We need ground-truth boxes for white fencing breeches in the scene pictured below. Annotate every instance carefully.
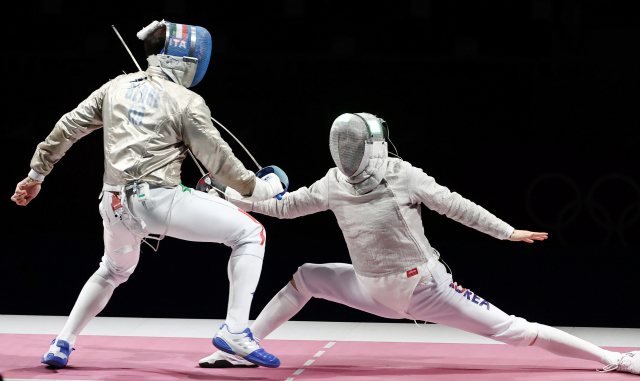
[97,186,266,287]
[58,186,266,345]
[287,262,536,346]
[251,261,618,365]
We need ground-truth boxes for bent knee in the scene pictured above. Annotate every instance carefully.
[234,220,266,248]
[292,264,311,297]
[292,263,326,297]
[293,262,354,299]
[97,262,135,288]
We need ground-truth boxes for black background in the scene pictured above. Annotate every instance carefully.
[2,1,639,328]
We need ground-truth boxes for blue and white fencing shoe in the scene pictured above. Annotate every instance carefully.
[212,324,280,368]
[41,339,74,368]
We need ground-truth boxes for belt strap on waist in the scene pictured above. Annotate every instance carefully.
[102,182,168,193]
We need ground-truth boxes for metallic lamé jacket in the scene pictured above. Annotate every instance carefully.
[29,66,256,195]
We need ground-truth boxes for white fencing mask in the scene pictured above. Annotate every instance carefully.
[329,113,388,178]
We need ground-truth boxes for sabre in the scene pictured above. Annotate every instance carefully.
[111,25,143,72]
[206,116,289,199]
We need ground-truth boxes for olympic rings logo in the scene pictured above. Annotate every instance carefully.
[525,173,640,246]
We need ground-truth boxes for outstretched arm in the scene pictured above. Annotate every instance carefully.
[223,172,331,219]
[11,82,110,206]
[409,165,545,241]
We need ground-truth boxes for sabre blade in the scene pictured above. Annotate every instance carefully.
[111,25,143,72]
[210,116,262,170]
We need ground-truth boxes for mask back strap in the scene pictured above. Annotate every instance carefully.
[189,25,197,57]
[163,21,171,53]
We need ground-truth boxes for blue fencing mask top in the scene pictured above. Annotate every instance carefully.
[137,20,212,88]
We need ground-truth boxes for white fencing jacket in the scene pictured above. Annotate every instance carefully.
[238,158,514,313]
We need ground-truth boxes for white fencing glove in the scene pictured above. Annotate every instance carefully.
[207,174,282,207]
[246,173,283,202]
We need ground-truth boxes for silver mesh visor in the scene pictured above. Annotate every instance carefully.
[330,113,382,177]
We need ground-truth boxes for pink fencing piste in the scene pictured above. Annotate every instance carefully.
[0,334,635,380]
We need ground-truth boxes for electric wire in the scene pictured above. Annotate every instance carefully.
[381,119,402,160]
[187,149,207,177]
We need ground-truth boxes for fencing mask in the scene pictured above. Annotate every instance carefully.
[138,20,212,88]
[329,113,388,178]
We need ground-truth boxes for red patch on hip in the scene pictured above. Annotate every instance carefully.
[407,268,418,278]
[111,194,122,211]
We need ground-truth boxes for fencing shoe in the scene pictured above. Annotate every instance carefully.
[199,350,258,368]
[212,324,280,368]
[600,351,640,374]
[41,339,74,368]
[599,351,640,374]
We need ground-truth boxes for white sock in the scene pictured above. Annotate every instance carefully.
[251,281,311,341]
[57,273,115,347]
[225,254,263,333]
[531,324,622,365]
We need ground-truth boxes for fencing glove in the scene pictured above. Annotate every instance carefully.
[208,174,283,202]
[247,173,283,202]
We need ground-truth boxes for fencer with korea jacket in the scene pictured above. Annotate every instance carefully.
[233,155,514,314]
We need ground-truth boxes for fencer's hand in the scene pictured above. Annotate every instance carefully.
[260,173,284,198]
[508,230,548,243]
[10,177,42,206]
[247,173,284,202]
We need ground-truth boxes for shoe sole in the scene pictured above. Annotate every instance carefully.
[41,354,67,368]
[199,360,258,368]
[213,337,279,368]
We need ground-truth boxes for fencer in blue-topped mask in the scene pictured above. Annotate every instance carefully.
[137,20,212,88]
